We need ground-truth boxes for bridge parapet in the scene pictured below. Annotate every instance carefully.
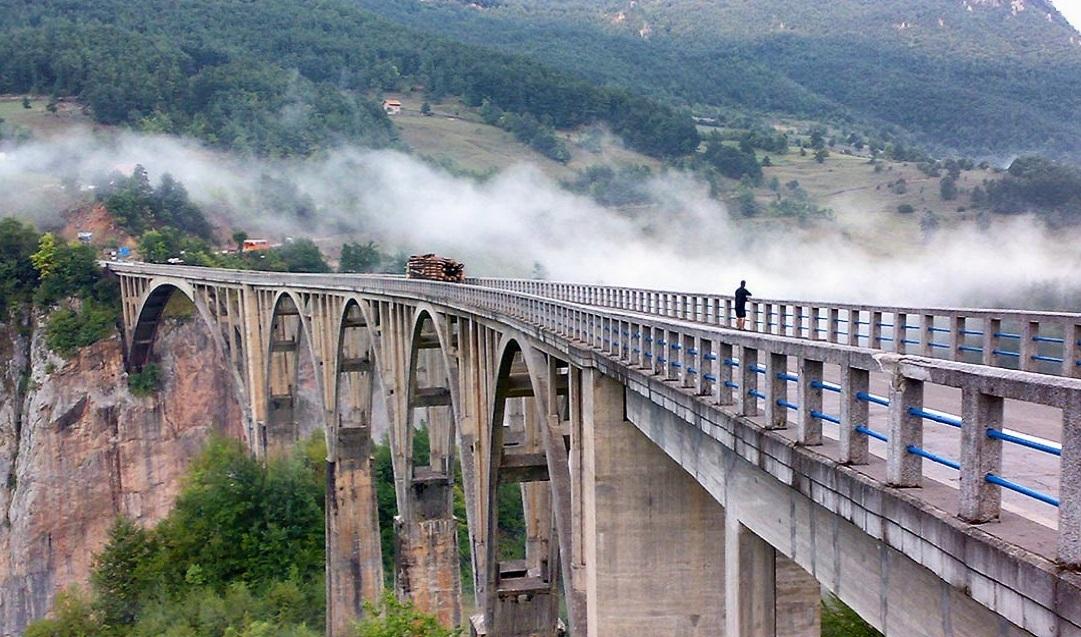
[470,277,1081,378]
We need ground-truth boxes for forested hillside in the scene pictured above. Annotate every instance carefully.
[0,0,697,157]
[357,0,1081,157]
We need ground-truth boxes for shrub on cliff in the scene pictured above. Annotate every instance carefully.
[23,435,333,637]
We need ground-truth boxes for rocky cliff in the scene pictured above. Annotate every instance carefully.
[0,311,243,636]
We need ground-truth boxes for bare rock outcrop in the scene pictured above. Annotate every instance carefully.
[0,314,242,636]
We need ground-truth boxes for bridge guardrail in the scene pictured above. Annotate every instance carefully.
[107,262,1081,566]
[468,278,1081,379]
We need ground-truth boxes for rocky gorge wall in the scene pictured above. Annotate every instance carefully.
[0,311,244,636]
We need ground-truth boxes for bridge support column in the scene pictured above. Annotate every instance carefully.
[726,513,822,637]
[395,515,461,626]
[581,370,724,637]
[326,426,383,637]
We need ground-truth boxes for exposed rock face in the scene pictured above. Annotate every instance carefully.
[0,312,243,636]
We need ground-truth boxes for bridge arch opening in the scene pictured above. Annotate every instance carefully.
[483,337,562,635]
[263,291,322,457]
[128,283,199,370]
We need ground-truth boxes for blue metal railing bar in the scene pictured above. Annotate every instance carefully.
[749,389,766,399]
[856,391,890,407]
[907,445,961,470]
[985,473,1059,507]
[987,429,1062,456]
[778,399,799,411]
[855,425,888,442]
[811,380,843,393]
[907,407,963,428]
[811,410,842,424]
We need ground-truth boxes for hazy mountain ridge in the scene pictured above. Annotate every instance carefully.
[363,0,1081,157]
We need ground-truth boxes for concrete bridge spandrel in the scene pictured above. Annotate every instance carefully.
[106,262,1081,637]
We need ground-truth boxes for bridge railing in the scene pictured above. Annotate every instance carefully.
[467,278,1081,378]
[393,277,1081,566]
[108,263,1081,565]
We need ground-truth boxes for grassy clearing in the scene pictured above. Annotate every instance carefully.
[0,96,92,137]
[387,94,660,181]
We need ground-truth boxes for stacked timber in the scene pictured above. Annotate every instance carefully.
[406,254,465,282]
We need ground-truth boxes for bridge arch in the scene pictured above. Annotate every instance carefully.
[262,290,325,456]
[482,334,562,636]
[129,279,223,369]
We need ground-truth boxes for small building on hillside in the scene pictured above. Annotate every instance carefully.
[382,99,402,115]
[242,239,270,253]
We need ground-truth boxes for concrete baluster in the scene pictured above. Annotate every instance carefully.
[895,313,909,354]
[794,305,805,338]
[959,387,1003,523]
[920,314,935,356]
[798,358,824,445]
[666,330,679,382]
[1065,321,1081,378]
[682,334,695,389]
[698,337,711,397]
[1020,320,1038,372]
[724,299,733,328]
[778,304,789,337]
[828,308,840,343]
[847,309,861,346]
[764,352,788,429]
[949,315,964,362]
[870,311,883,350]
[983,317,1001,367]
[809,307,821,341]
[741,346,759,417]
[886,368,924,487]
[718,342,735,405]
[1058,393,1081,566]
[840,366,870,464]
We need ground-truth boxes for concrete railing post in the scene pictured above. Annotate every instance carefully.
[1020,320,1038,372]
[1058,395,1081,566]
[699,338,712,397]
[920,314,935,356]
[847,310,861,346]
[724,299,733,328]
[895,313,909,354]
[651,326,663,375]
[794,305,805,338]
[809,307,821,341]
[778,304,789,337]
[983,317,1001,367]
[764,352,788,430]
[665,330,679,382]
[682,334,695,390]
[718,343,735,405]
[828,308,840,343]
[840,366,870,464]
[887,369,924,487]
[870,311,883,350]
[959,387,1003,523]
[797,358,823,445]
[949,315,964,362]
[741,346,759,417]
[1066,321,1081,378]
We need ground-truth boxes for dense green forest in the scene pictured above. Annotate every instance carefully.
[0,0,697,157]
[356,0,1081,157]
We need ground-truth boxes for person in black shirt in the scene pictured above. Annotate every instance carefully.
[735,281,751,330]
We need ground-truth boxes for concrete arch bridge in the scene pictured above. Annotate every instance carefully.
[107,262,1081,637]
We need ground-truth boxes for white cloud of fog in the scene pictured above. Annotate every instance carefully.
[2,127,1080,309]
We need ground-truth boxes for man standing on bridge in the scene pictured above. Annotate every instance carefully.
[735,280,751,330]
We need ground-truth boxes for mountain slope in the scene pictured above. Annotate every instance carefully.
[356,0,1081,157]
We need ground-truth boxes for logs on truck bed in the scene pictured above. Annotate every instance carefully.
[406,254,465,282]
